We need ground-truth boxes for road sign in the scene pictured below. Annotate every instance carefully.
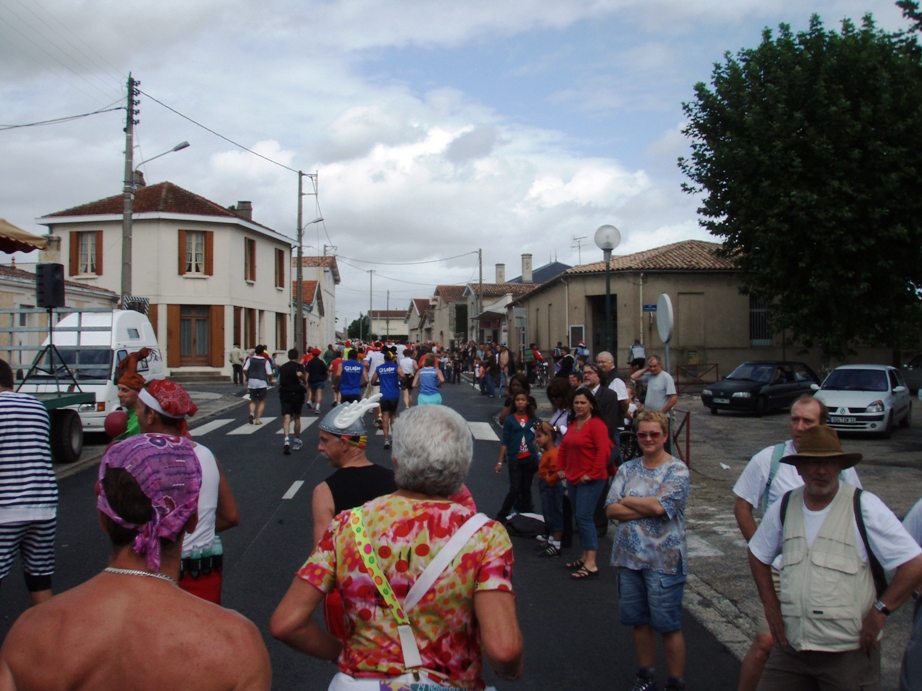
[643,304,657,312]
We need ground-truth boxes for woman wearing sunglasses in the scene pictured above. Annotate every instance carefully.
[556,387,612,579]
[605,409,690,691]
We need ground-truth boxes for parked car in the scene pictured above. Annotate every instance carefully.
[700,361,820,415]
[901,353,922,393]
[813,364,911,438]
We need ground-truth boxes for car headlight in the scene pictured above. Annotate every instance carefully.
[702,389,712,396]
[865,400,885,413]
[732,391,751,398]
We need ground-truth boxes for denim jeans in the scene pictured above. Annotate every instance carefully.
[568,479,606,551]
[538,479,564,533]
[496,455,538,520]
[484,373,496,397]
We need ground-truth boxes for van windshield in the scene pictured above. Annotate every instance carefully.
[28,348,113,381]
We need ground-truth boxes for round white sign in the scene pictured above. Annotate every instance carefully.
[657,293,674,343]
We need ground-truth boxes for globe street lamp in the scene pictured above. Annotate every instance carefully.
[594,224,621,353]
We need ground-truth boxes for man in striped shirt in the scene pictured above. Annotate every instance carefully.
[0,359,57,605]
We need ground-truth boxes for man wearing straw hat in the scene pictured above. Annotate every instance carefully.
[748,425,922,690]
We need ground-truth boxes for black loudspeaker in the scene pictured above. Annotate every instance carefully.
[36,263,65,308]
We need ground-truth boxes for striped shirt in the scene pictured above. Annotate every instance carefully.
[0,391,58,523]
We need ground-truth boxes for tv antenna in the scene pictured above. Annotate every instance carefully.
[572,235,587,265]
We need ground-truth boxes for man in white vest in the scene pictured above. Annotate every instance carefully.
[748,425,922,689]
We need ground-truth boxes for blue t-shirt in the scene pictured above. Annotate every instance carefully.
[417,367,440,396]
[376,362,400,401]
[340,360,365,396]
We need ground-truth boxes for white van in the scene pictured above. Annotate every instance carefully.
[18,310,164,432]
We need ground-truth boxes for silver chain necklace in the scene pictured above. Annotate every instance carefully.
[103,567,177,586]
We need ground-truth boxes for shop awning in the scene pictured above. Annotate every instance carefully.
[0,218,47,254]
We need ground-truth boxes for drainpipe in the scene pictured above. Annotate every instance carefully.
[639,273,644,344]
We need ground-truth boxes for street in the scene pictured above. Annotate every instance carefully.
[0,381,743,690]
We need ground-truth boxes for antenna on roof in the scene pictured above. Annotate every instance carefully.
[571,235,587,264]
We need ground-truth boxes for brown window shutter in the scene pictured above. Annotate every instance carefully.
[94,230,103,275]
[233,306,242,346]
[167,304,181,368]
[204,232,214,276]
[148,304,159,340]
[210,304,224,367]
[69,232,79,276]
[178,230,187,275]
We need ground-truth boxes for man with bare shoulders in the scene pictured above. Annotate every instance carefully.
[0,434,270,691]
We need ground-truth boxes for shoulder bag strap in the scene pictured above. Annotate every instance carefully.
[762,443,787,513]
[779,489,793,529]
[852,488,888,598]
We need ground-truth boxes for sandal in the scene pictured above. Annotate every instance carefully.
[565,559,585,570]
[571,566,599,580]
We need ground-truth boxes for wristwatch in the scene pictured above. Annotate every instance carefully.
[874,599,891,616]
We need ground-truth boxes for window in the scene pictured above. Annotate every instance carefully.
[178,230,213,276]
[68,230,103,276]
[749,295,772,346]
[276,312,287,350]
[245,238,257,282]
[275,248,285,289]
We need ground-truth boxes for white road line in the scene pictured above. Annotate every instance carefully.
[228,417,278,435]
[282,481,304,500]
[190,419,233,437]
[467,422,499,442]
[687,532,725,558]
[276,418,319,433]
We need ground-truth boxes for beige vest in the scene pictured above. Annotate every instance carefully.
[779,483,875,652]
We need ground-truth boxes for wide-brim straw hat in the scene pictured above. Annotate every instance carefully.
[781,425,862,469]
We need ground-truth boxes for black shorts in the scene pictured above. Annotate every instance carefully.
[401,375,415,391]
[380,398,399,413]
[341,394,362,404]
[248,387,268,401]
[280,397,304,417]
[631,358,646,369]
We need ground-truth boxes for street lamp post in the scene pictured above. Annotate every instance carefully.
[594,224,621,353]
[120,140,190,303]
[294,209,324,353]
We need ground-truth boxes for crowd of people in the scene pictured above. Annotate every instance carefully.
[0,331,921,691]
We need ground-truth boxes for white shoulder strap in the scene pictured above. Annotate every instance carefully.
[404,513,490,612]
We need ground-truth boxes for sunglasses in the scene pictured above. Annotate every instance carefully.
[637,431,663,440]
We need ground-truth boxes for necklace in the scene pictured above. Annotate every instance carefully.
[103,567,177,586]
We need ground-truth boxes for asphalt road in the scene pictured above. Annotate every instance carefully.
[0,382,742,690]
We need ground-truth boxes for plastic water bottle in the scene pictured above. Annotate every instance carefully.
[190,547,202,578]
[212,536,223,572]
[202,541,213,576]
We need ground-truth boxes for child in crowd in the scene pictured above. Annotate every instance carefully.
[535,421,564,557]
[494,392,540,522]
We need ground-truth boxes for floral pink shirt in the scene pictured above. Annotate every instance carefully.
[298,494,514,689]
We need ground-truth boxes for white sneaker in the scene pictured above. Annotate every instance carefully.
[292,438,303,451]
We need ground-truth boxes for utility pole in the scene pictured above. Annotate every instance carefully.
[295,171,303,352]
[368,270,374,340]
[478,248,483,344]
[120,74,139,304]
[386,290,390,337]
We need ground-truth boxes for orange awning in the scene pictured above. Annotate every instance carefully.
[0,218,47,253]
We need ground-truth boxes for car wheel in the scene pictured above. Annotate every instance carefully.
[881,411,893,439]
[900,402,911,428]
[50,409,84,464]
[709,407,718,415]
[755,396,766,417]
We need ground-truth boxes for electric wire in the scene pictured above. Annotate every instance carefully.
[337,250,478,266]
[0,104,122,131]
[138,88,299,174]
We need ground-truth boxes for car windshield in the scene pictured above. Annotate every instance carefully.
[27,348,113,381]
[726,363,774,384]
[821,369,888,392]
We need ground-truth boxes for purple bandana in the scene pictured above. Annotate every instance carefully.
[97,434,202,572]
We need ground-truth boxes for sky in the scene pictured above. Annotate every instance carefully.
[0,0,909,328]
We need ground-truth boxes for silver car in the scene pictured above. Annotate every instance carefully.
[814,364,912,437]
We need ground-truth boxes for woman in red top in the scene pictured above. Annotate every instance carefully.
[556,388,611,579]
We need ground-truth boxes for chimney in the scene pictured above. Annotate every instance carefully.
[41,235,61,264]
[495,263,505,284]
[236,201,253,221]
[522,253,533,284]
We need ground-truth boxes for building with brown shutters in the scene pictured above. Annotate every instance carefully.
[38,182,293,378]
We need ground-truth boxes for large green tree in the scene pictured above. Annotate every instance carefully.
[347,314,370,340]
[680,5,922,361]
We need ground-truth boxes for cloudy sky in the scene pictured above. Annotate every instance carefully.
[0,0,908,326]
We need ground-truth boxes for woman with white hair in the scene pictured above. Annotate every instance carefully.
[271,405,524,690]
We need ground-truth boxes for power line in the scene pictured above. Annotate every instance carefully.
[138,88,299,174]
[337,250,478,266]
[0,104,122,131]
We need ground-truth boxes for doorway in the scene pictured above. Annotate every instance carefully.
[179,305,211,366]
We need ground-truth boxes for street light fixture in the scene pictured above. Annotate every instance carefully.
[120,141,191,303]
[594,224,621,353]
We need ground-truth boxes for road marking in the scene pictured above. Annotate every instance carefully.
[282,481,304,499]
[467,422,499,442]
[228,417,278,435]
[276,418,319,433]
[687,532,724,558]
[190,419,233,436]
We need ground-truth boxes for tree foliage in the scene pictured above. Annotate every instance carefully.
[680,7,922,361]
[347,314,370,340]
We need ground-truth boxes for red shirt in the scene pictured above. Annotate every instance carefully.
[557,417,611,483]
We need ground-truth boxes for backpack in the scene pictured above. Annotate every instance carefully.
[505,513,546,538]
[524,349,535,364]
[778,487,887,597]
